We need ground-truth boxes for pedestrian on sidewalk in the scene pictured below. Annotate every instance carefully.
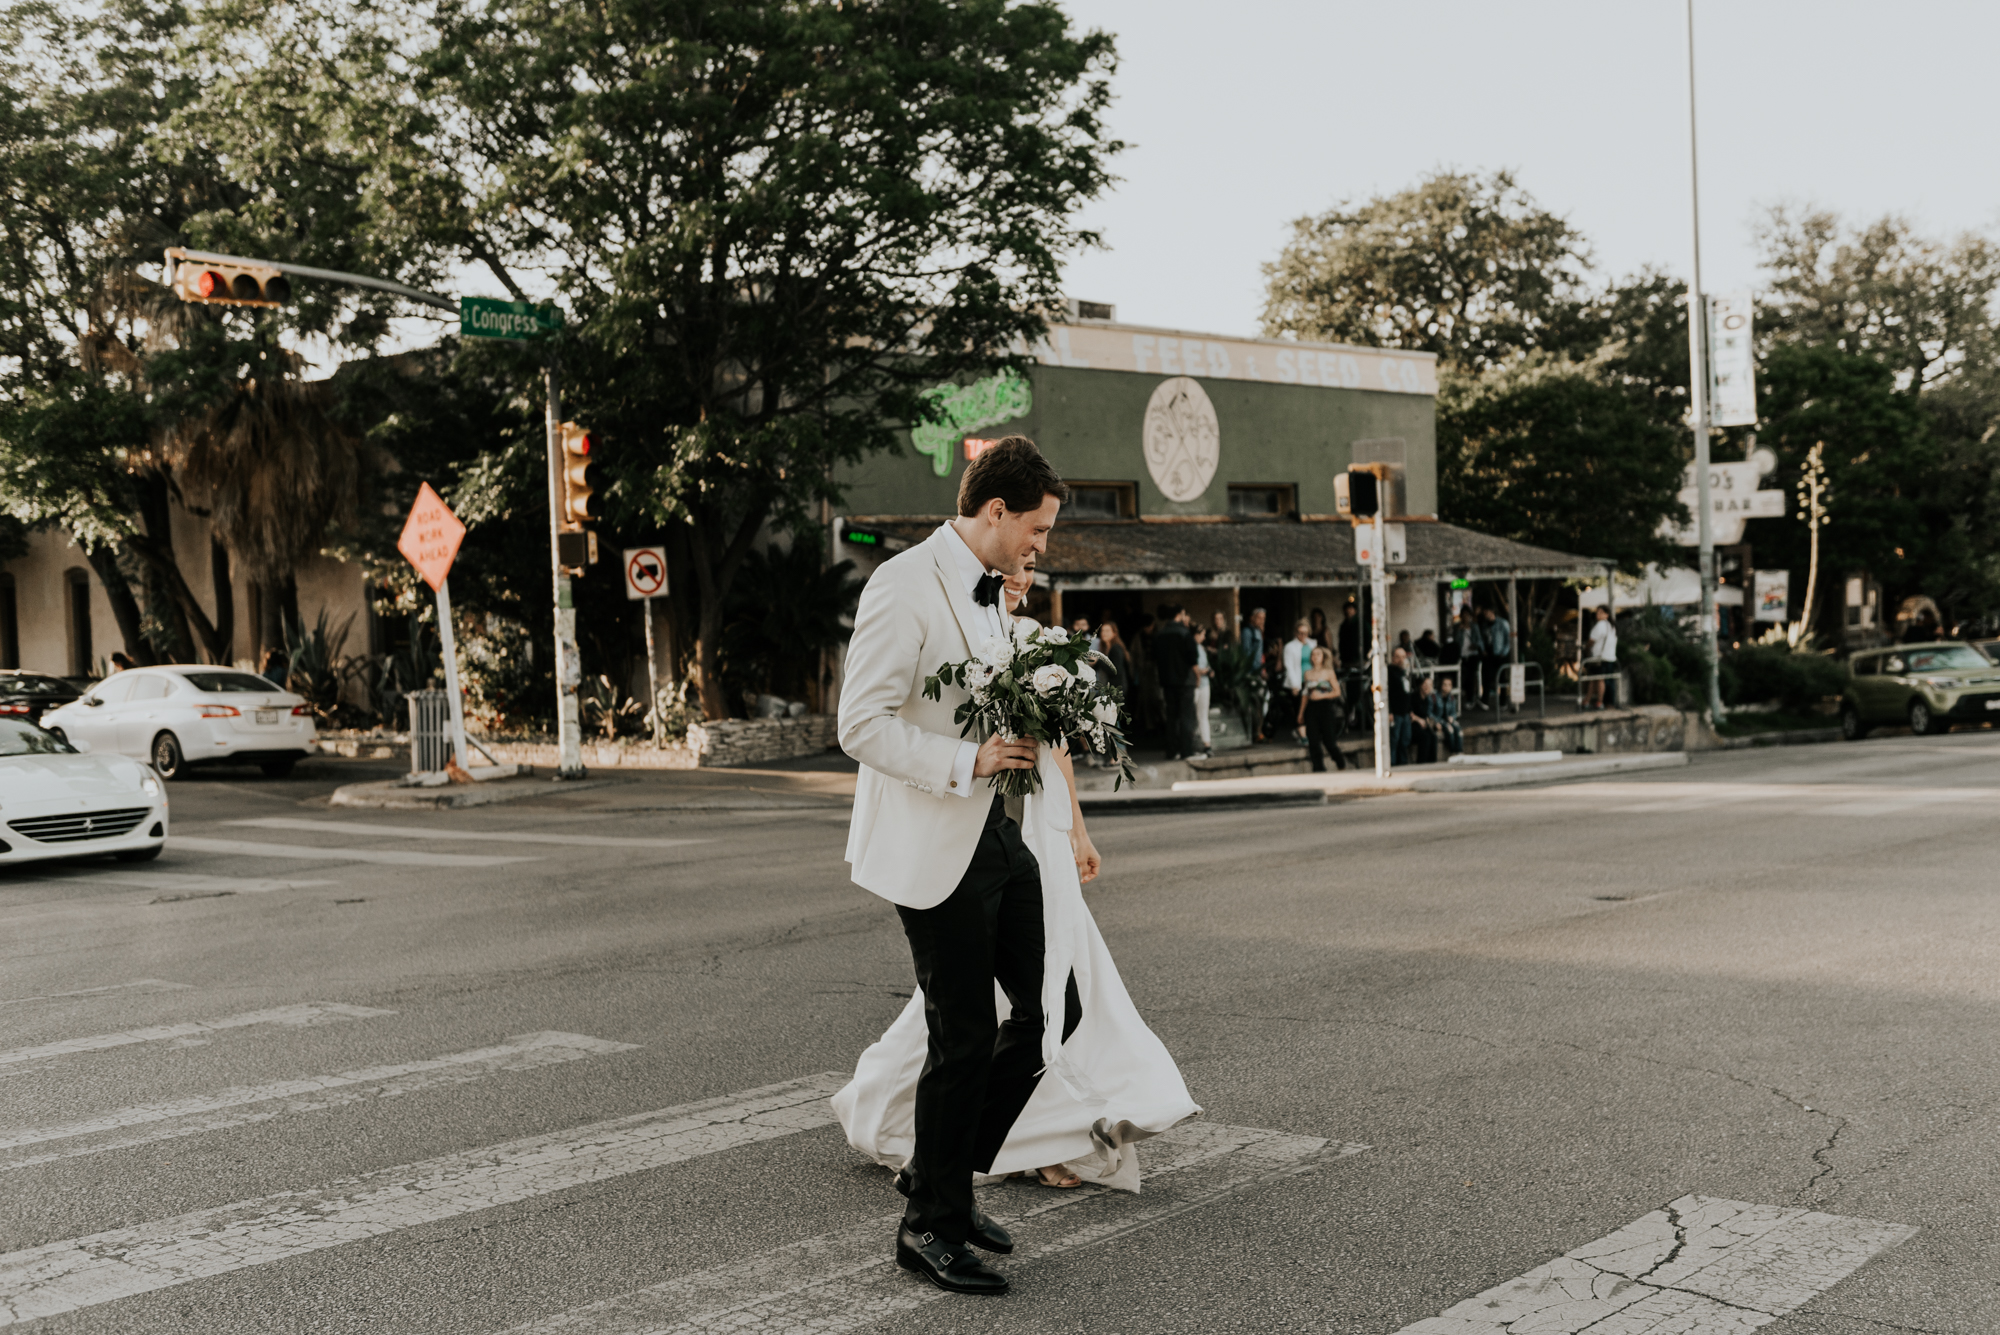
[1454,609,1487,710]
[1152,605,1198,760]
[1481,606,1511,707]
[1281,619,1315,748]
[1296,646,1348,772]
[1412,674,1440,764]
[1435,673,1464,756]
[1388,646,1415,766]
[1585,606,1618,709]
[1190,624,1213,757]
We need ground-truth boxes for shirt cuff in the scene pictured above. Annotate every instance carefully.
[946,739,979,797]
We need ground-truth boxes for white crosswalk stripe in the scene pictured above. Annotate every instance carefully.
[0,1002,394,1069]
[1491,780,2000,816]
[1394,1194,1916,1333]
[0,1072,845,1326]
[167,836,538,867]
[498,1120,1357,1335]
[0,1032,636,1173]
[230,817,711,850]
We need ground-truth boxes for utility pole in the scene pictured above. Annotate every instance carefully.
[1368,518,1391,777]
[1684,0,1725,721]
[544,355,585,778]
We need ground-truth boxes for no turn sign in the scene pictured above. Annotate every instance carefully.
[624,546,668,601]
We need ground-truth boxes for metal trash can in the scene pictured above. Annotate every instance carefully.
[407,689,450,774]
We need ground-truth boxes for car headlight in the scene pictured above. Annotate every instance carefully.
[1917,676,1958,691]
[141,774,162,799]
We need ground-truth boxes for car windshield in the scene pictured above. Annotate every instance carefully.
[1902,646,1987,672]
[0,675,72,696]
[0,718,75,756]
[180,671,281,694]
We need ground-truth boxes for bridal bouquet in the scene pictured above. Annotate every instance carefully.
[923,620,1139,795]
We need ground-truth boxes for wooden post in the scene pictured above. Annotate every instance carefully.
[1049,583,1064,630]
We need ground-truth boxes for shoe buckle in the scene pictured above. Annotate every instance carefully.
[919,1231,934,1246]
[940,1252,953,1264]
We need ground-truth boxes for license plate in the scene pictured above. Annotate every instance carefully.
[1985,700,2000,711]
[256,709,279,724]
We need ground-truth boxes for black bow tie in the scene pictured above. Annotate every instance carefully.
[973,573,1004,608]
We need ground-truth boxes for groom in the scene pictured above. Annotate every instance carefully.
[838,436,1070,1295]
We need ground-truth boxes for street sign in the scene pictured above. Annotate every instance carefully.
[397,483,466,591]
[1707,292,1758,427]
[624,546,668,601]
[459,296,563,342]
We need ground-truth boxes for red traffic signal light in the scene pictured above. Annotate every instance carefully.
[166,248,292,308]
[559,422,603,527]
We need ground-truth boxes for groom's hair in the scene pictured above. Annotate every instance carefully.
[958,435,1069,517]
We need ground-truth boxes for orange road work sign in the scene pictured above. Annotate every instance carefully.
[397,482,466,591]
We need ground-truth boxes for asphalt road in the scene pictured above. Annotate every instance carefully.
[1,735,1996,1333]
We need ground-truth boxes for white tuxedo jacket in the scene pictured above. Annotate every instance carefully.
[840,525,1003,909]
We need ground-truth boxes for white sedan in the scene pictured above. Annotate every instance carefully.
[0,717,167,864]
[42,666,317,780]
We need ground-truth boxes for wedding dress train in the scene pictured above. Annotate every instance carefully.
[833,747,1200,1191]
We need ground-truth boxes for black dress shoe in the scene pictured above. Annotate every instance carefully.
[896,1224,1009,1294]
[891,1171,1012,1253]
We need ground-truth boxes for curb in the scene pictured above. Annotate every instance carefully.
[329,778,604,810]
[1169,751,1690,799]
[1079,788,1330,814]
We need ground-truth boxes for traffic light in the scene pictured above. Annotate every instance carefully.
[1334,462,1405,521]
[166,251,291,308]
[1346,467,1380,518]
[558,422,603,528]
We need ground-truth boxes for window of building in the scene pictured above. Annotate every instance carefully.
[65,568,92,677]
[0,573,15,670]
[1059,481,1137,521]
[1227,484,1296,520]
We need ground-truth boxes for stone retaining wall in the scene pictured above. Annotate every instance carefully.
[318,714,840,770]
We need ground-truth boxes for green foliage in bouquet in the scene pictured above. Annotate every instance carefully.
[923,621,1139,795]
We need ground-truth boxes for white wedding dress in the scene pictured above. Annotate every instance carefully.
[832,744,1200,1191]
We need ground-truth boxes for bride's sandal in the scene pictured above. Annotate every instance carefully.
[1033,1164,1084,1189]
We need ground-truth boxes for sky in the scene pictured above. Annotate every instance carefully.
[1053,0,2000,338]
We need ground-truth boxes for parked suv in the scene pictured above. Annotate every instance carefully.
[1840,642,2000,739]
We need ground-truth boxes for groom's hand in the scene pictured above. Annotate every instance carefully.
[973,736,1038,777]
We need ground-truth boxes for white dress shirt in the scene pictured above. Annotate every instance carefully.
[939,521,1007,798]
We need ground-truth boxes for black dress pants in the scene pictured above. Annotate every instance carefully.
[894,806,1046,1242]
[1304,698,1347,771]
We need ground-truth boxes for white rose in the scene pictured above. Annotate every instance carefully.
[1012,618,1035,645]
[963,662,995,691]
[1030,663,1070,694]
[1092,699,1119,725]
[977,633,1014,667]
[1042,625,1069,644]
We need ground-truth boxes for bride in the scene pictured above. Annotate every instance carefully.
[833,568,1200,1192]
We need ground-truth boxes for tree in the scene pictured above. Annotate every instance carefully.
[1260,170,1594,372]
[1437,357,1686,583]
[375,0,1122,718]
[1758,207,1999,395]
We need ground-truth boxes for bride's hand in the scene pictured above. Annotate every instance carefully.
[1070,829,1101,885]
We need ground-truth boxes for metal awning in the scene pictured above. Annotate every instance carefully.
[839,516,1609,589]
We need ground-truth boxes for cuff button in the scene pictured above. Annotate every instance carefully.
[949,780,958,788]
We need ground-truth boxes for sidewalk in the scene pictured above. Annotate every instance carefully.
[327,751,858,812]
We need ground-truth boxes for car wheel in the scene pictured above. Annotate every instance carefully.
[115,844,164,863]
[151,731,185,779]
[259,759,296,778]
[1840,704,1868,741]
[1908,700,1941,736]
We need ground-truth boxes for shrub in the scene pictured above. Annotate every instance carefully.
[1725,644,1845,711]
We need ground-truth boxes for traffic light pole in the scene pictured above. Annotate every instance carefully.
[544,356,586,779]
[1684,0,1725,722]
[1368,519,1391,777]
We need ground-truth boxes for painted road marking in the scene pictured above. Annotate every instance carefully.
[0,1002,394,1069]
[0,1032,637,1173]
[0,1072,845,1326]
[499,1120,1359,1334]
[1495,781,2000,815]
[1394,1194,1916,1333]
[229,818,712,851]
[167,836,538,867]
[30,871,337,895]
[0,980,190,1008]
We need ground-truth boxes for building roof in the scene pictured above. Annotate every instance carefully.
[841,517,1608,589]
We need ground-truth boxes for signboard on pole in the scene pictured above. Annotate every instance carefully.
[623,547,668,601]
[460,296,564,342]
[1707,292,1758,427]
[1753,569,1790,622]
[396,482,466,590]
[1353,522,1406,566]
[1663,461,1783,546]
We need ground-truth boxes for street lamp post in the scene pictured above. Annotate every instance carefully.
[1684,0,1726,721]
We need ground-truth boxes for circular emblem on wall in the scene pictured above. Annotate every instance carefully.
[1142,376,1220,503]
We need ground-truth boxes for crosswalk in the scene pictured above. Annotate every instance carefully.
[0,984,1919,1332]
[1486,779,2000,817]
